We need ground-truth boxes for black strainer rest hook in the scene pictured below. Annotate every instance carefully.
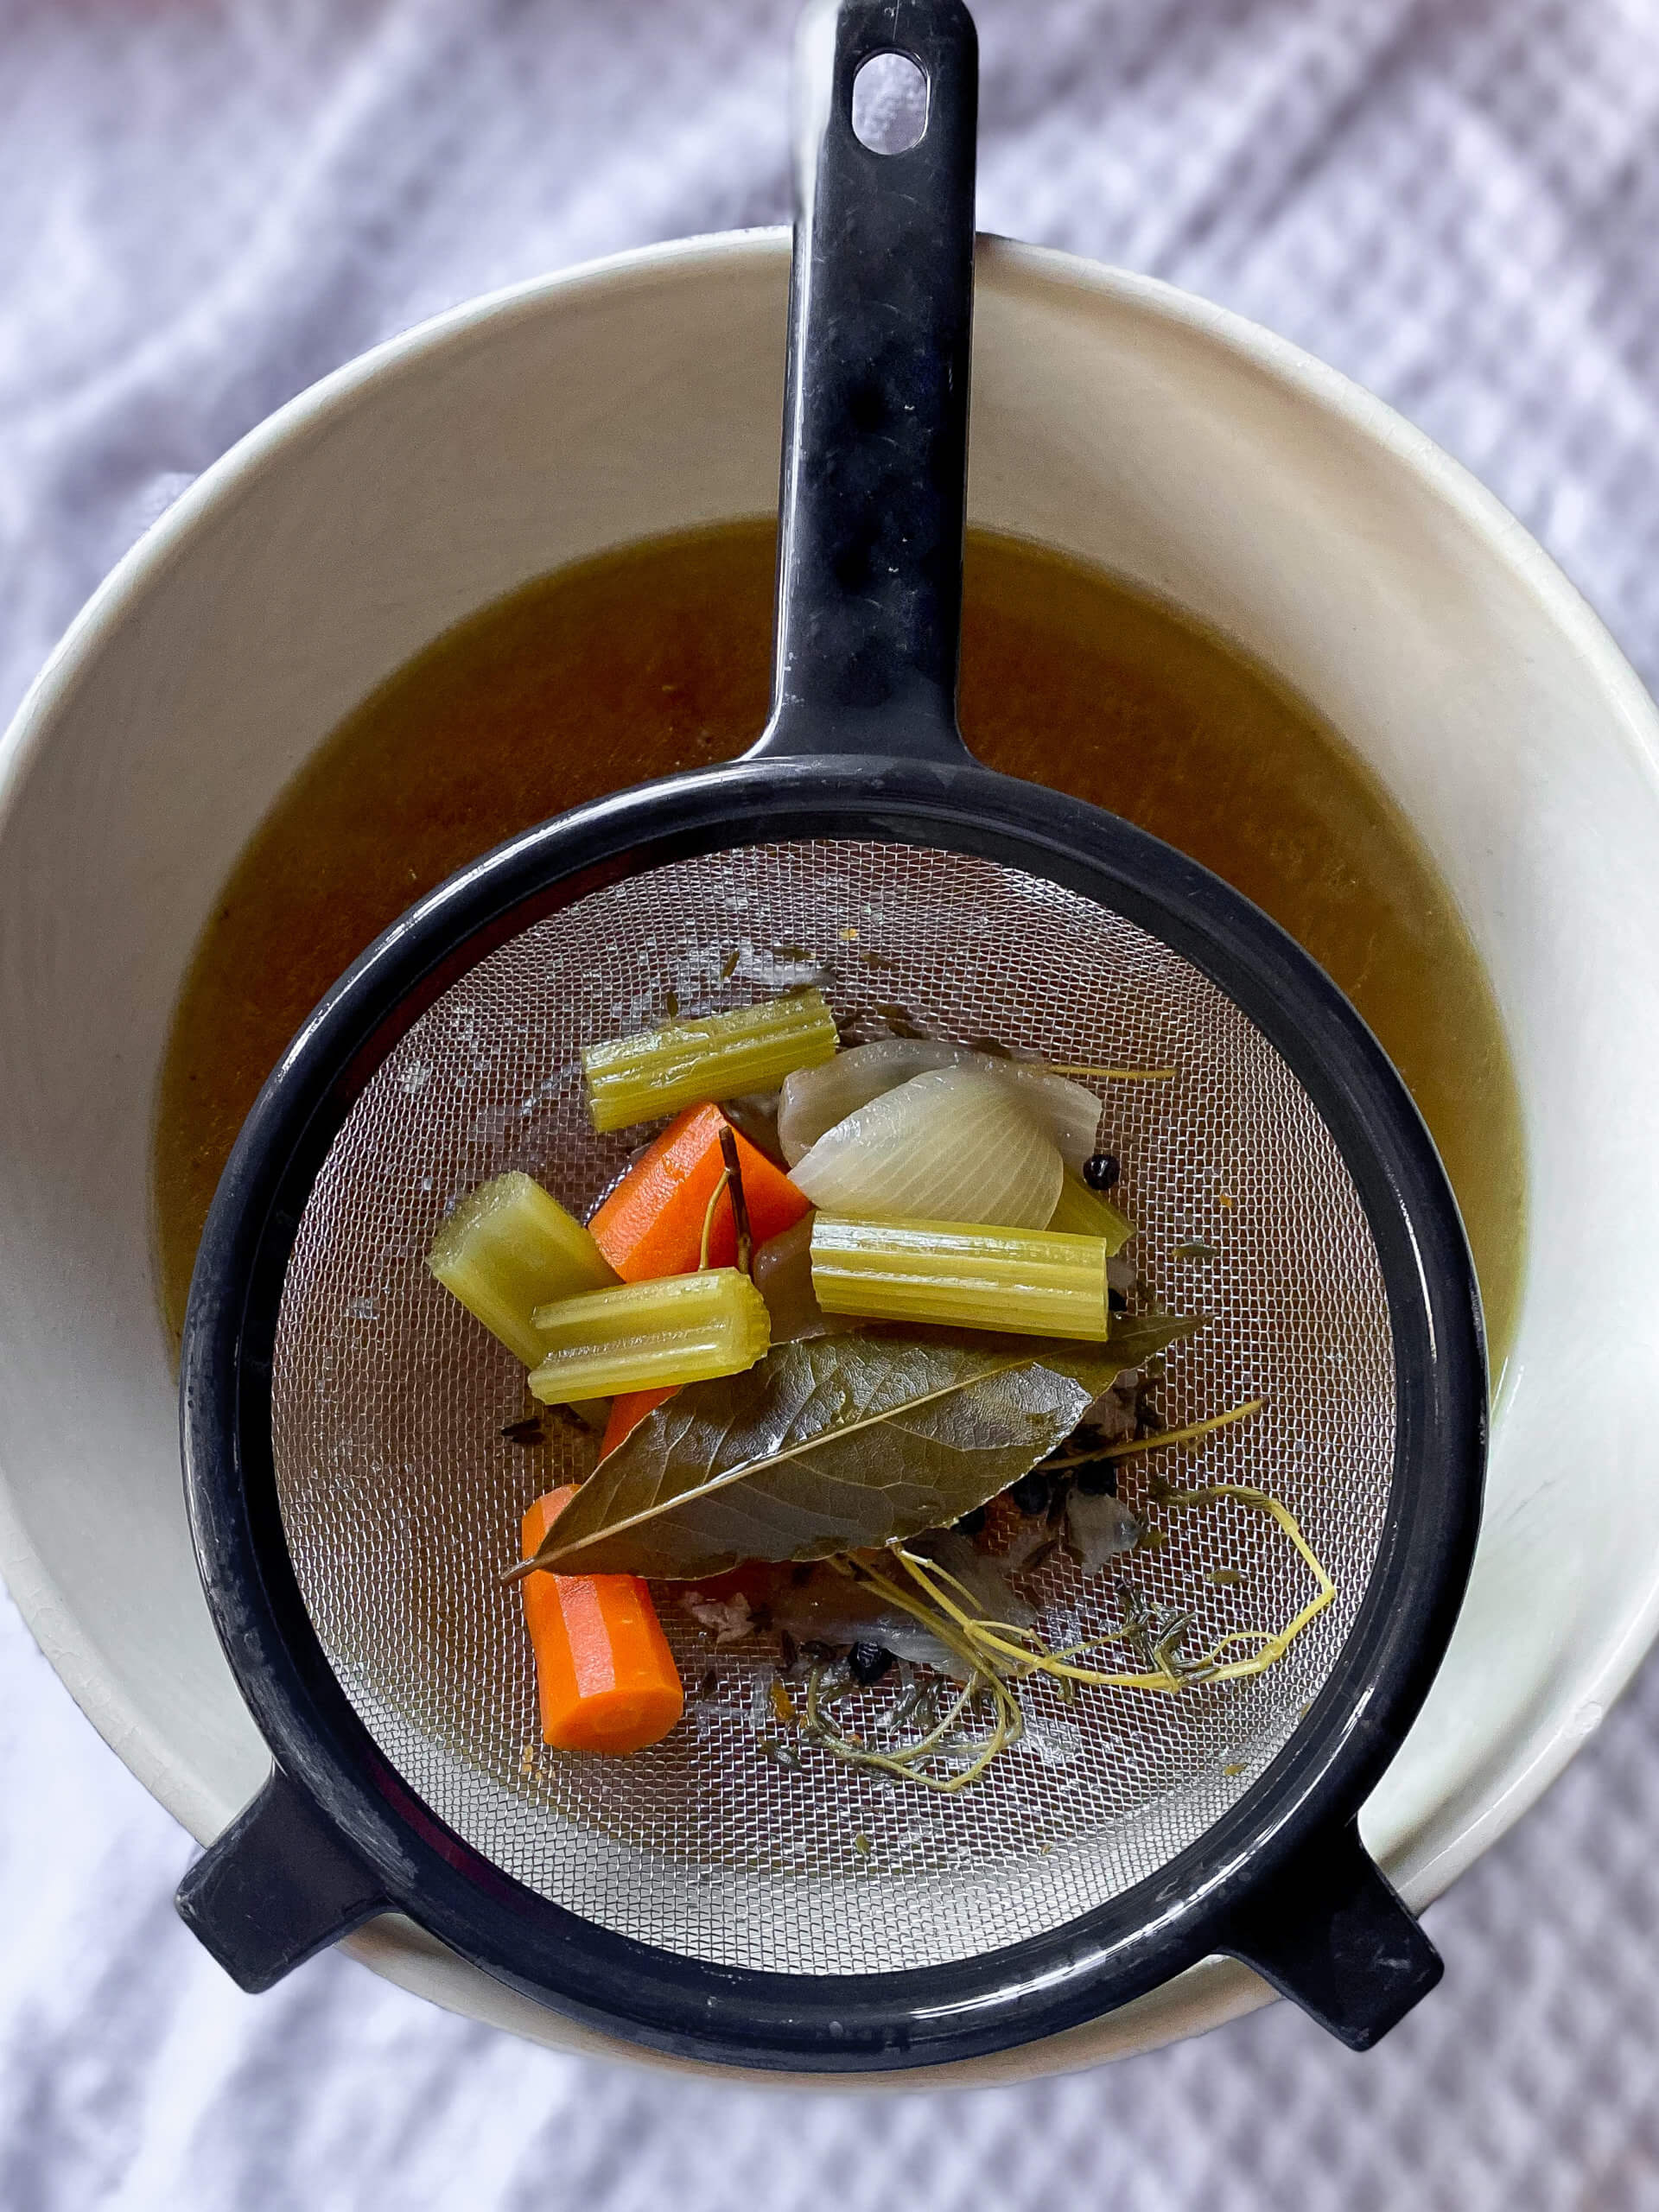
[176,0,1486,2068]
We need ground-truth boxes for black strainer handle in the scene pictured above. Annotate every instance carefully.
[756,0,978,767]
[175,1764,386,1993]
[1217,1819,1442,2050]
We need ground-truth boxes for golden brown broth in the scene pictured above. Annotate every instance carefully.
[154,522,1525,1374]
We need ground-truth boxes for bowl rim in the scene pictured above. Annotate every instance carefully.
[5,224,1659,2071]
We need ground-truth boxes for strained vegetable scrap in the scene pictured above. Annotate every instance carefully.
[527,1269,770,1404]
[582,988,837,1132]
[1046,1172,1136,1249]
[601,1386,677,1457]
[423,987,1329,1794]
[588,1102,809,1281]
[778,1038,1103,1170]
[428,1171,615,1366]
[519,1487,683,1754]
[809,1215,1112,1338]
[789,1068,1066,1227]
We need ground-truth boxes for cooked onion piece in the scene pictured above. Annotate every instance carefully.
[778,1039,1102,1170]
[779,1039,959,1162]
[788,1069,1065,1227]
[1003,1069,1104,1175]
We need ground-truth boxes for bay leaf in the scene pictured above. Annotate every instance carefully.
[520,1314,1198,1581]
[910,1308,1201,1382]
[1071,1307,1203,1378]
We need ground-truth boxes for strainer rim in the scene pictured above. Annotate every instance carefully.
[181,756,1486,2068]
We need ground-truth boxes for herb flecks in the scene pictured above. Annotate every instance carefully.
[874,1002,930,1039]
[757,1479,1335,1796]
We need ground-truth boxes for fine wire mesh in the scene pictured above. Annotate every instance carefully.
[270,842,1395,1974]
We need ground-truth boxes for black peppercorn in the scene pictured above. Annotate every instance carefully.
[955,1504,988,1536]
[1075,1459,1118,1497]
[1008,1469,1052,1516]
[1083,1150,1121,1191]
[848,1640,895,1687]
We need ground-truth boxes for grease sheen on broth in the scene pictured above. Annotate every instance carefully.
[154,522,1525,1376]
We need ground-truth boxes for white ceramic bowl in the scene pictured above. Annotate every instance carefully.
[4,232,1659,2086]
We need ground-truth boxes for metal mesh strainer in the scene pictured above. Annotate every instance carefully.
[273,843,1392,1973]
[175,0,1485,2069]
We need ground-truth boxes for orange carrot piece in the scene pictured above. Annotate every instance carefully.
[589,1103,810,1282]
[588,1104,804,1445]
[601,1386,677,1457]
[519,1488,683,1755]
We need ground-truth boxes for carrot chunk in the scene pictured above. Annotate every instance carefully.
[601,1387,677,1457]
[519,1488,683,1754]
[589,1103,810,1282]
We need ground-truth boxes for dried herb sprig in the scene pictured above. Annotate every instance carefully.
[717,1124,753,1276]
[738,1452,1332,1794]
[693,1130,756,1275]
[1097,1395,1266,1463]
[1039,1063,1177,1081]
[696,1166,732,1272]
[847,1475,1335,1701]
[798,1653,1022,1794]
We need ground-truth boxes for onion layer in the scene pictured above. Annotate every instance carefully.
[787,1068,1065,1228]
[779,1039,1102,1170]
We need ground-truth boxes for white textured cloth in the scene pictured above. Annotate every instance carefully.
[6,2,1659,2204]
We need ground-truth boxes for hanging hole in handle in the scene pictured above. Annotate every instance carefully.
[851,50,929,155]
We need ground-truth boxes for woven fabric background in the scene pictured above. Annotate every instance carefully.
[4,2,1659,2205]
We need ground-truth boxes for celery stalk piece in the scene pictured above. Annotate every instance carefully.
[582,988,839,1133]
[810,1216,1112,1340]
[428,1172,616,1366]
[528,1268,772,1403]
[1046,1173,1135,1253]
